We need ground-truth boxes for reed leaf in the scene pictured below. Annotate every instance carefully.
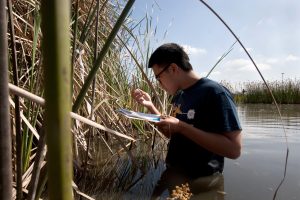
[22,2,42,174]
[73,0,135,112]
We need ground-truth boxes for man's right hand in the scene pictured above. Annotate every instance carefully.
[131,89,153,108]
[131,88,161,115]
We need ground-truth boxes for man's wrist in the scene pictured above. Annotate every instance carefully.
[145,103,154,111]
[177,120,184,133]
[146,103,159,114]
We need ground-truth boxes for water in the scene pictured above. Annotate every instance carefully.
[79,104,300,199]
[142,104,300,200]
[125,104,300,199]
[224,104,300,200]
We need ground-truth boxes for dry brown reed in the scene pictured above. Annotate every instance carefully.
[7,0,168,199]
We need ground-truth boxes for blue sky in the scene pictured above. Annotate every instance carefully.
[131,0,300,86]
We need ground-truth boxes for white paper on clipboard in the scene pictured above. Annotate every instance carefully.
[116,108,160,122]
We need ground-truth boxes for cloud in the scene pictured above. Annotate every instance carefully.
[286,54,300,61]
[256,18,264,26]
[182,45,206,56]
[240,63,271,72]
[223,58,271,72]
[204,57,280,83]
[210,71,221,76]
[266,58,279,64]
[239,47,252,53]
[256,17,275,26]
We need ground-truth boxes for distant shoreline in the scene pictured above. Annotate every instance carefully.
[220,79,300,104]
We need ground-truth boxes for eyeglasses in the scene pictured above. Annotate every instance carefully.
[155,64,171,81]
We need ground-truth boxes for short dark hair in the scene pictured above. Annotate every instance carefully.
[148,43,193,71]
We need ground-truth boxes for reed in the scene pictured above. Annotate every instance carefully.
[6,0,168,199]
[0,1,13,199]
[41,0,73,199]
[234,79,300,104]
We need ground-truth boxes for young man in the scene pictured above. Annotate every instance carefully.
[132,43,242,196]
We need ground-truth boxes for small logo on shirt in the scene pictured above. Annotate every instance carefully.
[187,109,195,119]
[171,105,195,120]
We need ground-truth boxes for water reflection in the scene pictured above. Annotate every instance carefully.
[238,104,300,141]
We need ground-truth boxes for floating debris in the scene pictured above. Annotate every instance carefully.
[217,190,227,195]
[167,183,193,200]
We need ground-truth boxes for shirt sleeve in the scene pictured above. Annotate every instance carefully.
[212,91,242,133]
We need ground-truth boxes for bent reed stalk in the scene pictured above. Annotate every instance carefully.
[8,83,135,141]
[198,1,289,199]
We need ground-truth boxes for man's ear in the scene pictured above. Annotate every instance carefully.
[170,63,180,74]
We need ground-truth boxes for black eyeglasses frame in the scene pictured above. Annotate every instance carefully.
[155,64,171,80]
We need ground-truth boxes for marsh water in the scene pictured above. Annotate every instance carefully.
[223,104,300,200]
[80,104,300,200]
[134,104,300,200]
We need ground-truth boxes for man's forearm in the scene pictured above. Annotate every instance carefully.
[177,120,241,159]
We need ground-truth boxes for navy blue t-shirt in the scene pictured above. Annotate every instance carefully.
[166,77,242,178]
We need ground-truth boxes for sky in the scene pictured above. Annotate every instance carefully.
[131,0,300,87]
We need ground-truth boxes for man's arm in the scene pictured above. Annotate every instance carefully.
[156,116,242,159]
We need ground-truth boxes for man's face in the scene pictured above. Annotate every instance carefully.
[152,63,179,95]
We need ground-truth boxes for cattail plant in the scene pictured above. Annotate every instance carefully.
[41,0,73,199]
[0,0,12,199]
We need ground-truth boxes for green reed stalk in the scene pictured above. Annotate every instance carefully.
[78,0,97,43]
[0,0,12,199]
[78,0,110,47]
[81,0,100,197]
[206,40,237,78]
[41,0,73,199]
[22,4,42,173]
[73,0,136,112]
[71,0,79,95]
[27,128,46,200]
